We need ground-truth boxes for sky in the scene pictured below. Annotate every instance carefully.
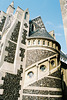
[0,0,67,54]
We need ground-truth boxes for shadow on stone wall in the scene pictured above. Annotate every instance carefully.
[61,72,67,100]
[62,81,67,100]
[61,62,67,100]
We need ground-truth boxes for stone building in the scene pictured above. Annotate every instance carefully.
[0,2,67,100]
[60,0,67,46]
[60,51,67,100]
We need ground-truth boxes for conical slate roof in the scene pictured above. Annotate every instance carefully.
[30,28,55,40]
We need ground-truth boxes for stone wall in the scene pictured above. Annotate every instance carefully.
[4,21,21,64]
[0,66,23,100]
[4,41,16,63]
[10,21,21,43]
[60,0,67,45]
[19,48,25,61]
[26,49,56,67]
[22,96,62,100]
[49,69,61,78]
[0,16,6,32]
[21,29,27,45]
[23,89,62,95]
[29,77,62,88]
[29,16,45,36]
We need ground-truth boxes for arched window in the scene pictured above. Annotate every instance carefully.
[27,71,34,78]
[24,12,28,20]
[40,65,46,71]
[51,60,55,67]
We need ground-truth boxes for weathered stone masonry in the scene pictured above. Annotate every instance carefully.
[26,49,56,67]
[4,41,16,63]
[22,96,62,100]
[0,2,67,100]
[10,21,21,43]
[0,66,23,100]
[0,16,6,32]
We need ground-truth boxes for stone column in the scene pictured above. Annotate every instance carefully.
[45,40,47,46]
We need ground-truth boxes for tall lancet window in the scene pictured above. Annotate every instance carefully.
[24,12,28,20]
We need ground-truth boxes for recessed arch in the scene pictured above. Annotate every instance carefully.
[40,65,46,71]
[27,71,34,78]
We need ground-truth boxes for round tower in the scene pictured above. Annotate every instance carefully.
[23,28,62,100]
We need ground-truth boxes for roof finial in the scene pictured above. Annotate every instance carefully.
[10,1,14,8]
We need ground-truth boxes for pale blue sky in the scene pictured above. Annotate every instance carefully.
[0,0,67,54]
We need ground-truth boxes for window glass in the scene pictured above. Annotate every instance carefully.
[51,60,55,66]
[27,71,34,78]
[40,65,46,71]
